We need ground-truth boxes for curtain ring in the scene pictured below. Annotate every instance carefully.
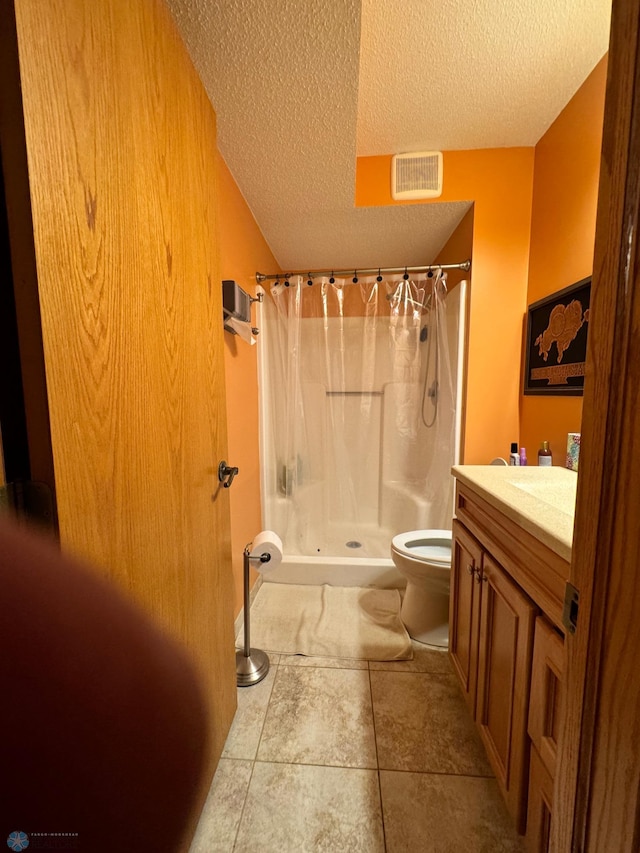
[376,268,382,283]
[307,273,313,286]
[329,271,335,284]
[352,270,358,284]
[403,267,409,281]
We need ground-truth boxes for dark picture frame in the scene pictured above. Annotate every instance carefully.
[524,276,591,396]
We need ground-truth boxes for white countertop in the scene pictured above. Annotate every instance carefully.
[452,465,577,561]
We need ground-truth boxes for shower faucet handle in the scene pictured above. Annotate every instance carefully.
[218,461,239,488]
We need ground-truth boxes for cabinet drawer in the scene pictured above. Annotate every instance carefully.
[528,616,564,780]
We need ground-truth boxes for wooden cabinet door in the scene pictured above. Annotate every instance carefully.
[11,0,237,788]
[476,553,536,832]
[526,615,564,852]
[449,519,483,716]
[528,616,564,779]
[526,745,554,853]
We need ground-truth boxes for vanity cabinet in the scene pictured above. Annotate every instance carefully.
[449,520,483,715]
[450,477,570,838]
[450,519,536,832]
[526,744,554,852]
[476,553,536,832]
[526,616,565,851]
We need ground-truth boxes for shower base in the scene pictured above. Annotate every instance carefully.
[263,523,404,586]
[264,554,403,588]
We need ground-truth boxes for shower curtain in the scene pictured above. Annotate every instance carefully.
[261,272,456,559]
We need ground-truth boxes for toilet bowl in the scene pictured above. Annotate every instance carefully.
[390,529,452,648]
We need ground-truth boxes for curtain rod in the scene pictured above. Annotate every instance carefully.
[255,259,471,283]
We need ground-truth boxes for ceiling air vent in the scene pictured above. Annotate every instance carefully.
[391,151,443,200]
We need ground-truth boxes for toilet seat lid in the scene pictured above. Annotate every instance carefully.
[391,529,452,563]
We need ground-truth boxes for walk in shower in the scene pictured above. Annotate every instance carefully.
[257,267,468,586]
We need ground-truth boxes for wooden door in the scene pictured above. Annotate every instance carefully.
[0,423,5,487]
[449,519,483,716]
[553,0,640,849]
[476,553,536,833]
[8,0,236,802]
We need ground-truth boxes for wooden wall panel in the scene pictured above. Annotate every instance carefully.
[12,0,236,827]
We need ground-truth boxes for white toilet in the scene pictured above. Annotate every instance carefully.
[390,529,452,648]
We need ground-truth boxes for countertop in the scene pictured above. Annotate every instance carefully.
[451,465,577,561]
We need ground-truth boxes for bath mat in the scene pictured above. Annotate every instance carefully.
[242,583,412,661]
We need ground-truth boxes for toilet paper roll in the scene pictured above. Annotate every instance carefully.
[249,530,283,573]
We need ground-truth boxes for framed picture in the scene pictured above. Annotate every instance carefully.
[524,277,591,396]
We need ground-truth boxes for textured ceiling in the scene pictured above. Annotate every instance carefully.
[263,201,473,272]
[165,0,611,273]
[358,0,612,154]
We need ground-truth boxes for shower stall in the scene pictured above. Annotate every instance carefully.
[257,268,468,586]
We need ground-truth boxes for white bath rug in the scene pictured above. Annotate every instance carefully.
[241,583,412,661]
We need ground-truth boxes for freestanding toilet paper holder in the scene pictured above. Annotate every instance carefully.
[236,544,271,687]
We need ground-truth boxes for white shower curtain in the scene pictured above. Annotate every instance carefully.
[261,271,456,559]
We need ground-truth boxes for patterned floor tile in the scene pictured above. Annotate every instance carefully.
[235,762,385,852]
[257,666,377,768]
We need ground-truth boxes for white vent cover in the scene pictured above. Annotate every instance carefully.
[391,151,443,200]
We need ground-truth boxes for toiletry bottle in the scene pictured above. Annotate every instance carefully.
[538,441,552,466]
[520,447,527,466]
[509,442,520,466]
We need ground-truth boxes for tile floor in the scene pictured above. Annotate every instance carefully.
[190,643,525,852]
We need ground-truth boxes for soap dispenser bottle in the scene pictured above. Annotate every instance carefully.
[509,442,520,466]
[538,441,553,466]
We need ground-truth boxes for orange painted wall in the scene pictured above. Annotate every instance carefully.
[434,206,474,290]
[433,207,474,453]
[520,57,607,465]
[357,149,534,463]
[217,155,280,616]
